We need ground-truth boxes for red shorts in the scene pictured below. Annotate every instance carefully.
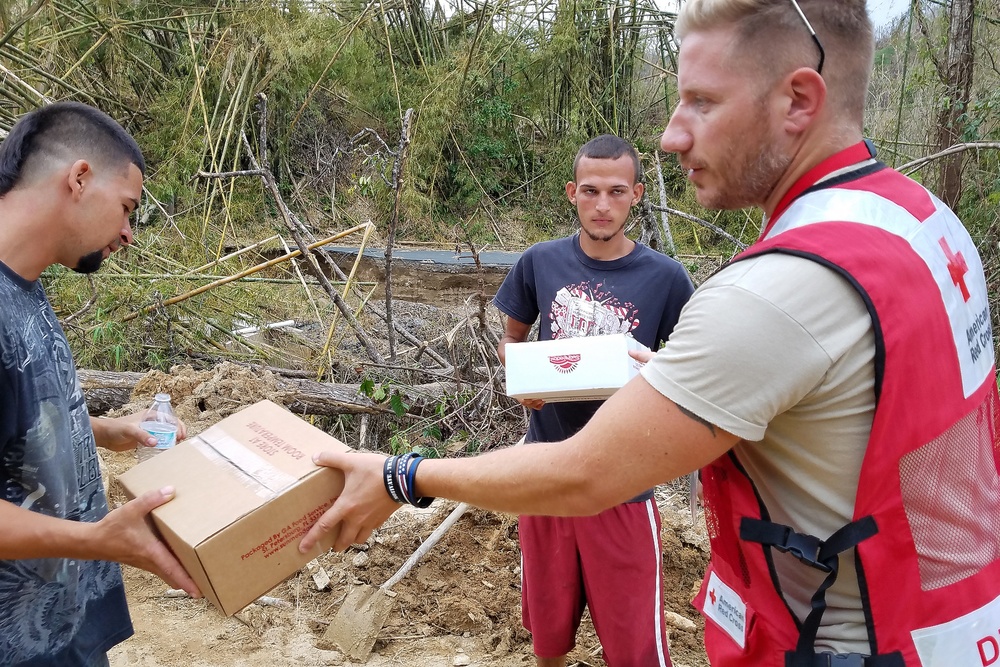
[519,499,672,666]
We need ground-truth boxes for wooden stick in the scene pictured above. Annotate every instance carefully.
[385,108,415,362]
[382,503,470,590]
[184,234,280,275]
[653,150,677,255]
[898,141,1000,175]
[318,222,376,378]
[648,204,747,249]
[240,95,386,364]
[121,227,366,322]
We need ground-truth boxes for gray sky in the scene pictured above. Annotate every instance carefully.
[658,2,911,30]
[868,0,910,30]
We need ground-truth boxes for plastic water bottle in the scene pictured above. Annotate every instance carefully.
[137,393,178,462]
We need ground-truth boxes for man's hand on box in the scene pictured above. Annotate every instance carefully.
[628,348,656,364]
[299,450,399,553]
[96,486,202,598]
[519,398,546,410]
[91,412,188,452]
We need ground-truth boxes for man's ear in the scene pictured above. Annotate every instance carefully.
[565,181,578,205]
[67,159,92,201]
[783,67,826,134]
[631,182,645,206]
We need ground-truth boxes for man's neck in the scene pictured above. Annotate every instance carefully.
[0,197,57,281]
[578,233,635,261]
[761,130,863,220]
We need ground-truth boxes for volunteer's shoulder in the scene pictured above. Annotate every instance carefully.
[693,251,871,352]
[642,253,861,443]
[709,250,857,297]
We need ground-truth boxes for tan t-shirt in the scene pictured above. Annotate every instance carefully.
[641,252,875,654]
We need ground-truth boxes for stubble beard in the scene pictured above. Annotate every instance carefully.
[698,104,792,211]
[701,141,791,211]
[582,218,628,243]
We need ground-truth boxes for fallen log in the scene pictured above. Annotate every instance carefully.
[78,369,457,418]
[80,370,145,415]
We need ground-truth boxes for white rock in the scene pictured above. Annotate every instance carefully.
[453,653,471,666]
[665,611,697,633]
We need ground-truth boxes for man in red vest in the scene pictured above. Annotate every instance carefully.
[302,2,1000,665]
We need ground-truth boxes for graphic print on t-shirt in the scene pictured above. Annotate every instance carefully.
[0,265,128,664]
[550,281,639,339]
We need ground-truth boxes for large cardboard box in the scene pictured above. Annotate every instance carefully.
[504,333,649,402]
[118,399,348,616]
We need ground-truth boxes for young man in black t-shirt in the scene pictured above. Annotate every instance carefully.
[0,102,200,667]
[493,135,694,667]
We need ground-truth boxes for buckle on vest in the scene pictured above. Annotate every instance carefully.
[740,519,836,573]
[777,530,832,573]
[788,652,869,667]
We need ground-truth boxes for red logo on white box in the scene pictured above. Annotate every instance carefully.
[549,354,581,374]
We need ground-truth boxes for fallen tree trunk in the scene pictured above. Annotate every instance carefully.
[80,370,145,415]
[78,369,458,418]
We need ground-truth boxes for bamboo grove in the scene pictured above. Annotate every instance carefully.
[0,0,999,383]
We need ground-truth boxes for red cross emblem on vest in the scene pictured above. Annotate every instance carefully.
[939,237,971,302]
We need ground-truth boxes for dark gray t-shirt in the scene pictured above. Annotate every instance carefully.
[0,261,132,666]
[494,235,694,473]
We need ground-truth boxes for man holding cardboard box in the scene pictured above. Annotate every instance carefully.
[0,102,200,667]
[302,2,1000,665]
[491,134,694,667]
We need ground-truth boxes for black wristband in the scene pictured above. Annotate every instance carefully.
[382,455,404,503]
[395,452,413,503]
[406,455,434,509]
[384,451,436,508]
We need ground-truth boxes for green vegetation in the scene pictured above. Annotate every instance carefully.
[1,0,999,382]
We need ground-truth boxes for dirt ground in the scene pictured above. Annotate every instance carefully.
[100,364,711,667]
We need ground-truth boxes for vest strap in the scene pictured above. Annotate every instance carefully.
[741,516,883,661]
[784,651,905,667]
[740,519,832,572]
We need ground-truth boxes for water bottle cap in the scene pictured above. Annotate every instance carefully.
[154,393,171,402]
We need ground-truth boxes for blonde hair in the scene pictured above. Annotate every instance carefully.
[675,0,873,125]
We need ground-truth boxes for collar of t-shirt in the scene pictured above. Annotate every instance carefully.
[572,232,645,270]
[761,140,879,239]
[0,258,41,293]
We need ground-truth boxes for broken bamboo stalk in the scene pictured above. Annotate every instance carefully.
[121,227,367,323]
[653,150,677,256]
[384,108,414,362]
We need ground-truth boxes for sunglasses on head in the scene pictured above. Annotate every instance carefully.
[789,0,825,75]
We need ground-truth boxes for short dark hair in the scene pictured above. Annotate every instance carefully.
[0,101,145,198]
[573,134,642,184]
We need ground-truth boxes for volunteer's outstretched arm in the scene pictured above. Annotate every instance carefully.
[301,375,738,552]
[0,489,202,598]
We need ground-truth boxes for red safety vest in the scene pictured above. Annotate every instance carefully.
[693,142,1000,667]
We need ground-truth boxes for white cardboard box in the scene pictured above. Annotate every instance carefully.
[504,333,649,402]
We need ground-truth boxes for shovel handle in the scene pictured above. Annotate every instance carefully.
[689,470,699,526]
[380,437,523,591]
[382,501,471,590]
